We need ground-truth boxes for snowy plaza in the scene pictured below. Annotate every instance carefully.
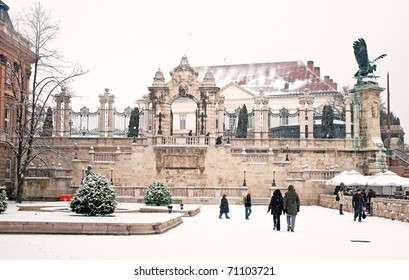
[1,202,409,260]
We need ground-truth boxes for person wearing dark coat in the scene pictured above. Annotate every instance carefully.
[352,188,366,222]
[244,193,252,220]
[283,185,300,232]
[367,189,376,214]
[267,189,284,231]
[219,194,230,219]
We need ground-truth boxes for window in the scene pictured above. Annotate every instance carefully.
[5,159,11,180]
[280,108,289,126]
[180,114,186,130]
[5,104,10,132]
[5,62,12,85]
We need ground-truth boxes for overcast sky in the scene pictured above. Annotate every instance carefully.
[9,0,409,134]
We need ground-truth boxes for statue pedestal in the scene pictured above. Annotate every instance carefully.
[350,84,384,149]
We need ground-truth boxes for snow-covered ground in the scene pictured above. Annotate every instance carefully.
[1,202,408,260]
[1,202,408,279]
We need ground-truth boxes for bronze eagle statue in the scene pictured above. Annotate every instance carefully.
[353,38,386,81]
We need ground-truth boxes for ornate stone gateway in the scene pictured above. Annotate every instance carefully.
[146,56,224,137]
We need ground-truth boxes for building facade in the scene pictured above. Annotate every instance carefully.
[0,1,36,196]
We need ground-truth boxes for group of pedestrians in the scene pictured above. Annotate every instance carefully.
[219,183,377,230]
[219,185,301,232]
[336,186,376,222]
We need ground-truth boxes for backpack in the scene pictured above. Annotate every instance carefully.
[335,193,340,201]
[242,196,247,204]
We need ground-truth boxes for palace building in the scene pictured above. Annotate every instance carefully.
[1,1,395,204]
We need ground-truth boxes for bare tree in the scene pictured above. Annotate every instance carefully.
[327,85,349,115]
[1,3,86,202]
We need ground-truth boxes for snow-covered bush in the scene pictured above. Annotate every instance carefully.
[144,181,172,206]
[0,186,7,214]
[70,170,117,216]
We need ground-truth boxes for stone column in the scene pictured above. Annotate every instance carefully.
[301,89,314,139]
[217,97,225,135]
[54,93,62,136]
[205,101,216,135]
[98,90,107,137]
[262,98,269,139]
[143,95,150,133]
[63,94,71,137]
[344,95,353,139]
[307,99,314,139]
[254,99,261,139]
[107,95,115,137]
[298,99,306,139]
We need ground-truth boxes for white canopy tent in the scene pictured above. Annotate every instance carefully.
[367,170,409,187]
[367,170,409,196]
[325,170,369,186]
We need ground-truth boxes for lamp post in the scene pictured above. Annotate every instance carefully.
[386,129,391,166]
[200,111,206,135]
[157,111,163,135]
[110,167,113,185]
[272,169,276,187]
[81,167,85,184]
[226,129,230,144]
[285,144,289,161]
[132,126,137,143]
[243,168,247,187]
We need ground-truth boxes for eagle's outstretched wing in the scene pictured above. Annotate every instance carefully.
[373,54,387,62]
[353,38,369,70]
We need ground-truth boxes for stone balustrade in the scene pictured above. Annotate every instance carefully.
[318,194,409,223]
[113,185,248,204]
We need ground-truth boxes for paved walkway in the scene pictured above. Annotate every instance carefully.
[1,202,409,260]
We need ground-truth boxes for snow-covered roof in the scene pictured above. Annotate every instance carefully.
[194,61,337,95]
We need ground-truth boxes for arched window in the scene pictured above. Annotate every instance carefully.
[5,62,12,85]
[5,159,12,180]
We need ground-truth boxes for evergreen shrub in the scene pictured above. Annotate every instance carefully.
[144,181,172,206]
[0,186,7,214]
[70,171,117,216]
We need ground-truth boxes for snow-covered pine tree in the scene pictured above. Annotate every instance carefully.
[0,186,8,214]
[144,181,172,206]
[70,168,117,216]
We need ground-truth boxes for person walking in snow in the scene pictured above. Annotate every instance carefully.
[219,194,230,219]
[267,188,284,231]
[337,186,345,215]
[283,185,300,232]
[244,193,252,220]
[352,188,366,222]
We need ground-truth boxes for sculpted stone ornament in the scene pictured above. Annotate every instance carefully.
[152,68,165,86]
[371,101,379,118]
[179,83,188,96]
[353,38,386,87]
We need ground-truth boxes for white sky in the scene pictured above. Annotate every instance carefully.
[9,0,409,134]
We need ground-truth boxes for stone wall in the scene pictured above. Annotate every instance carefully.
[318,194,409,223]
[17,135,384,204]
